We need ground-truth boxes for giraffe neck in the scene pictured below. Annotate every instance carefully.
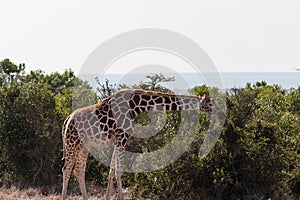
[128,90,206,118]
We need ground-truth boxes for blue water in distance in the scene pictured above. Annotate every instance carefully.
[217,72,299,89]
[80,72,300,93]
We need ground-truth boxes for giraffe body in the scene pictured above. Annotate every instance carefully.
[62,89,213,200]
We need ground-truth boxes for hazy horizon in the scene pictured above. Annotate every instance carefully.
[1,1,300,74]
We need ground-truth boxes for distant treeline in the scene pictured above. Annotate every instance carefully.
[0,59,299,199]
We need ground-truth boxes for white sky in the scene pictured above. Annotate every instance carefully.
[1,0,300,73]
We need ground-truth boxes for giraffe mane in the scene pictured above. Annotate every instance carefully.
[112,88,206,99]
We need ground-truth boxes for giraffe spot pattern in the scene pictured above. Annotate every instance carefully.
[62,89,214,200]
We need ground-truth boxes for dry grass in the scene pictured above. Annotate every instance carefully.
[0,186,135,200]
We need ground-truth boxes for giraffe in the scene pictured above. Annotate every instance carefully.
[61,89,214,200]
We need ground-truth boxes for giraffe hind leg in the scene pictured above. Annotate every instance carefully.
[115,146,125,200]
[106,148,116,200]
[106,145,125,200]
[62,154,75,200]
[74,146,89,200]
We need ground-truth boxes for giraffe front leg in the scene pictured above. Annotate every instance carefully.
[115,146,125,200]
[106,148,116,200]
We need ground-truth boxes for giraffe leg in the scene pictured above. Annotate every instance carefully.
[62,155,75,200]
[74,147,89,200]
[106,148,116,200]
[115,146,125,200]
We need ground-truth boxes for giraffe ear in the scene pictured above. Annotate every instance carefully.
[203,92,208,98]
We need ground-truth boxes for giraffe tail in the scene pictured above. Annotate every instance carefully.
[61,115,71,161]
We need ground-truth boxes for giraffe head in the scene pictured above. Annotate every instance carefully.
[199,92,213,114]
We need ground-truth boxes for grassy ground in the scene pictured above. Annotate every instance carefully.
[0,186,134,200]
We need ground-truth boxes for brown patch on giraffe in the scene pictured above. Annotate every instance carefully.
[141,94,151,101]
[140,99,148,107]
[129,100,135,108]
[103,103,109,112]
[132,95,140,105]
[108,110,113,118]
[117,141,122,147]
[139,106,146,112]
[134,107,141,115]
[165,105,170,110]
[71,133,78,142]
[164,97,172,104]
[95,109,100,116]
[74,138,81,147]
[171,103,177,110]
[103,125,108,132]
[122,138,127,146]
[66,133,71,139]
[108,118,115,127]
[149,99,155,105]
[154,97,163,104]
[118,132,125,138]
[100,110,107,116]
[100,116,108,124]
[107,131,113,139]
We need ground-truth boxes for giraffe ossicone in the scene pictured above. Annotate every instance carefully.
[61,89,214,200]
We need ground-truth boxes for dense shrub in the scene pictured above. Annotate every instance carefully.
[0,59,299,199]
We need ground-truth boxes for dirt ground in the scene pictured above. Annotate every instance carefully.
[0,186,135,200]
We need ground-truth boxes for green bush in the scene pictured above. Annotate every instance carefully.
[0,59,299,199]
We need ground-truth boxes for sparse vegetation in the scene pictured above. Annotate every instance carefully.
[0,186,133,200]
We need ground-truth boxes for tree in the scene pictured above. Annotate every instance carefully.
[118,73,174,93]
[0,62,96,187]
[95,78,117,100]
[0,58,25,84]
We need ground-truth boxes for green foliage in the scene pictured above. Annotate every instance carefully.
[0,59,299,199]
[118,73,174,93]
[95,78,117,100]
[189,84,209,96]
[0,78,61,185]
[0,58,25,84]
[199,83,300,199]
[122,81,299,199]
[0,60,95,187]
[288,87,300,117]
